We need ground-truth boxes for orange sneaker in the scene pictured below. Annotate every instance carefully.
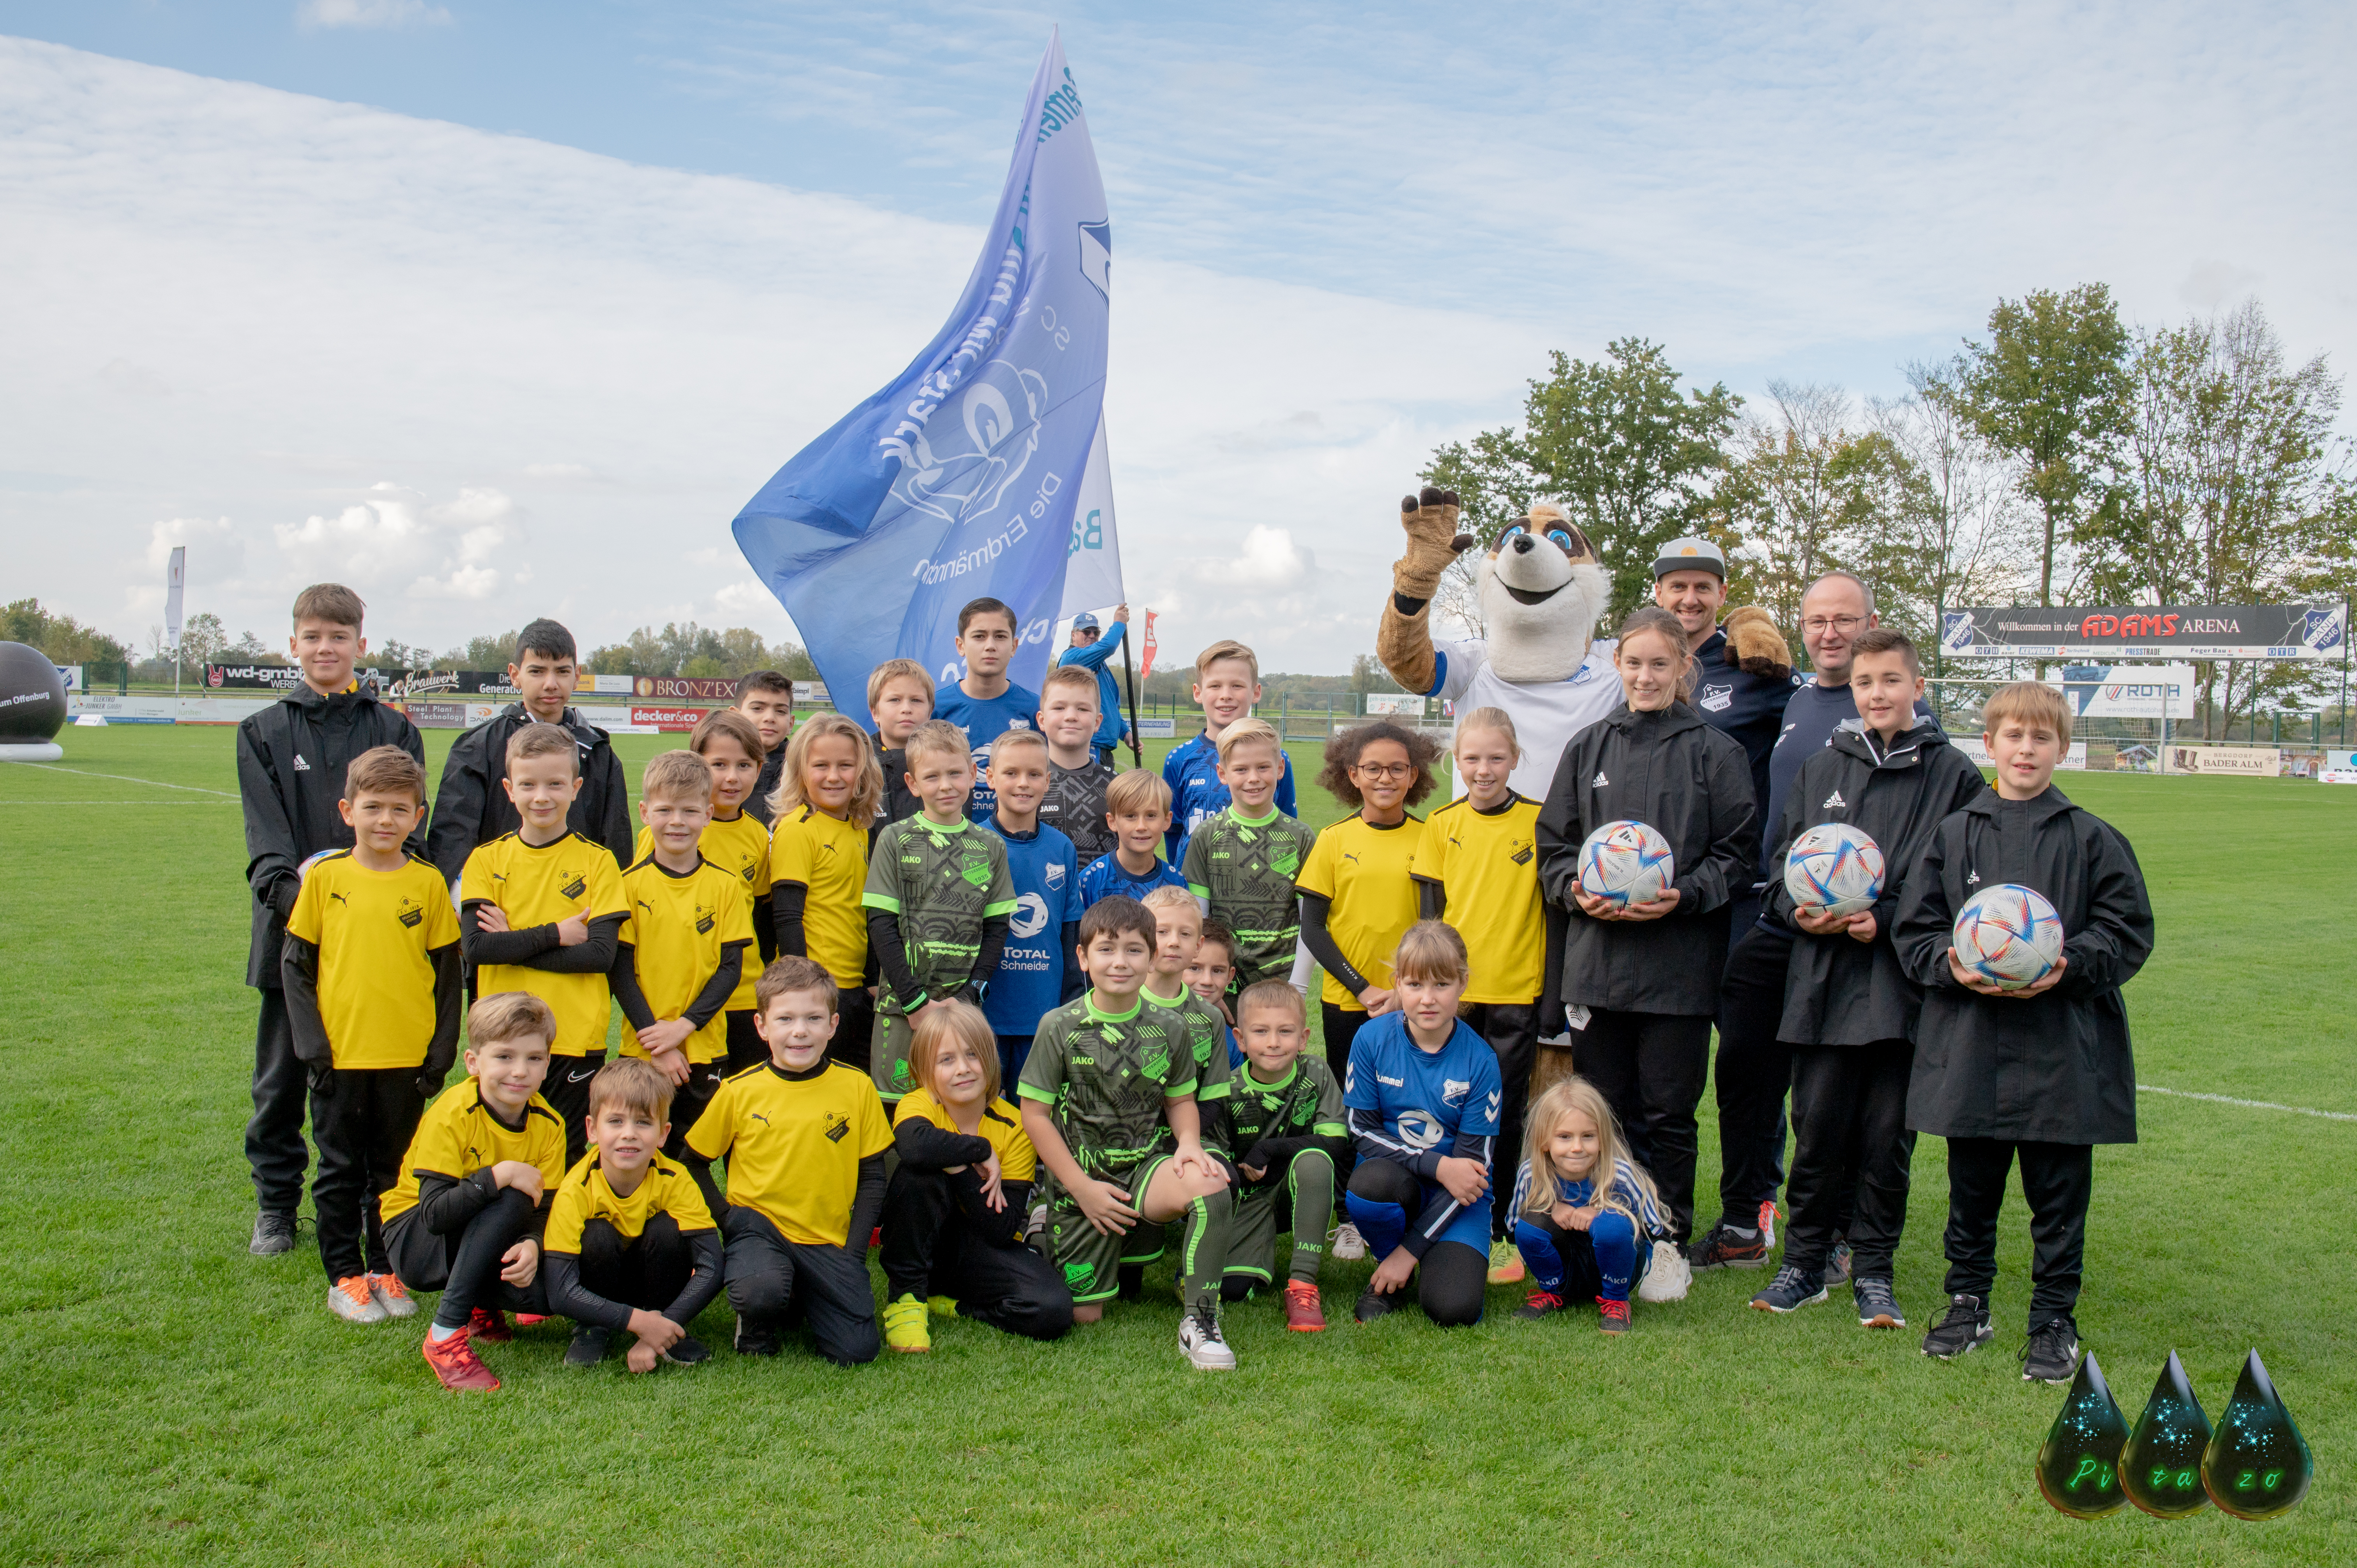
[368,1273,418,1318]
[511,1314,548,1327]
[421,1329,500,1391]
[1282,1280,1326,1332]
[467,1308,512,1342]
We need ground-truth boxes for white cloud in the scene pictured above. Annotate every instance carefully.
[295,0,452,31]
[271,483,521,602]
[147,516,242,574]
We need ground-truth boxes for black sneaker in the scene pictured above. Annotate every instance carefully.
[1353,1286,1398,1323]
[663,1335,712,1366]
[1514,1288,1566,1321]
[564,1325,612,1368]
[1686,1222,1768,1271]
[1749,1264,1828,1313]
[733,1316,781,1357]
[1853,1276,1905,1328]
[2020,1318,2080,1384]
[1117,1262,1146,1302]
[1824,1238,1853,1284]
[1921,1294,1993,1360]
[249,1211,297,1256]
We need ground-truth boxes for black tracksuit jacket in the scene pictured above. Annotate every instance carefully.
[1534,701,1760,1018]
[1763,719,1990,1046]
[425,703,635,882]
[235,684,427,989]
[1891,787,2154,1145]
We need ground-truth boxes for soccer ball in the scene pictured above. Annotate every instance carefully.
[1577,820,1674,908]
[1951,884,2065,988]
[1783,824,1885,919]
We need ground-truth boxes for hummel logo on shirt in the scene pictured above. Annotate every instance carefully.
[292,753,311,771]
[1823,789,1846,809]
[1593,771,1609,786]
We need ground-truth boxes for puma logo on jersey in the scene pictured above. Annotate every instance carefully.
[1823,789,1846,809]
[750,1111,770,1125]
[1593,771,1608,786]
[330,892,349,906]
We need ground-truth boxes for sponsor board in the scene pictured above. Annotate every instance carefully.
[2320,768,2357,785]
[576,673,637,694]
[632,706,709,731]
[1363,693,1425,716]
[1940,602,2344,660]
[384,670,523,699]
[793,681,830,705]
[403,701,473,730]
[1136,716,1176,739]
[633,676,739,701]
[69,694,274,723]
[2052,664,2197,720]
[2166,745,2279,776]
[575,706,634,729]
[1953,737,2089,771]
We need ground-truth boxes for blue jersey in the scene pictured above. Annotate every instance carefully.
[1344,1012,1502,1255]
[1078,851,1191,908]
[933,680,1042,823]
[1162,730,1298,863]
[980,817,1083,1037]
[1057,623,1131,751]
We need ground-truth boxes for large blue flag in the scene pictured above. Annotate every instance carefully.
[733,32,1110,727]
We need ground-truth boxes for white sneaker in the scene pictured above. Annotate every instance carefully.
[327,1275,388,1323]
[368,1272,419,1318]
[1637,1245,1692,1303]
[1178,1306,1237,1371]
[1329,1222,1368,1261]
[1025,1202,1048,1245]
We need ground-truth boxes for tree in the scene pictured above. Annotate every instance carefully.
[374,637,437,669]
[177,612,227,674]
[438,630,521,671]
[1956,284,2132,605]
[0,599,132,665]
[581,624,815,680]
[1868,361,2035,625]
[1426,338,1743,622]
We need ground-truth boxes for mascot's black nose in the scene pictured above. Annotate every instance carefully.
[1511,534,1535,554]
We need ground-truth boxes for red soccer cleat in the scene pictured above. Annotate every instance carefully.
[1283,1280,1326,1332]
[511,1314,548,1327]
[421,1330,501,1392]
[467,1308,513,1342]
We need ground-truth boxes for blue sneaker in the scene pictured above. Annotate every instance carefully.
[1749,1264,1828,1314]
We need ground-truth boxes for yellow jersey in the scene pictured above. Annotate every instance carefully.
[635,810,772,1011]
[893,1088,1037,1183]
[380,1081,568,1225]
[686,1061,892,1246]
[769,804,871,991]
[1295,810,1428,1009]
[284,850,459,1069]
[1411,793,1545,1004]
[458,831,628,1058]
[616,854,756,1064]
[541,1149,717,1255]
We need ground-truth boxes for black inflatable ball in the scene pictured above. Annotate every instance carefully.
[0,642,69,742]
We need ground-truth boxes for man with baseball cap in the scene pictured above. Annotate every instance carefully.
[1651,537,1801,821]
[1056,606,1131,762]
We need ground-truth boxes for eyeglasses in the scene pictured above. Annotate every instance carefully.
[1802,615,1868,635]
[1353,763,1414,779]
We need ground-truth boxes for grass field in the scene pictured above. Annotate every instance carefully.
[4,724,2351,1566]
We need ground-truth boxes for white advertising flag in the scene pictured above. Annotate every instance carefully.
[165,546,186,644]
[1058,415,1124,616]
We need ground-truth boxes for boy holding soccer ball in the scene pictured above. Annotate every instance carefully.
[1891,681,2154,1384]
[1750,629,1987,1326]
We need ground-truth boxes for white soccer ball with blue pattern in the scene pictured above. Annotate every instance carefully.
[1577,820,1674,908]
[1951,883,2065,988]
[1783,823,1885,919]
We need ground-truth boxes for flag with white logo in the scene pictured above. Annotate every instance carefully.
[731,32,1110,727]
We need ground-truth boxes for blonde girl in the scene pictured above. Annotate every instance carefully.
[768,712,885,1072]
[1410,705,1545,1282]
[1509,1077,1666,1333]
[878,1000,1072,1350]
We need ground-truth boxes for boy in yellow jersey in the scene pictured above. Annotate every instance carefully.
[283,745,461,1326]
[460,722,629,1165]
[613,750,756,1157]
[685,956,892,1364]
[1182,719,1317,987]
[768,712,883,1071]
[542,1058,724,1372]
[879,1001,1072,1351]
[382,992,570,1392]
[1410,706,1546,1277]
[861,720,1017,1104]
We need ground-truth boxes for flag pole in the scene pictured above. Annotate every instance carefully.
[1120,614,1144,769]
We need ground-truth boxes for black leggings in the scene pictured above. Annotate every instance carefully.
[1461,1001,1539,1240]
[385,1187,551,1331]
[1345,1160,1486,1327]
[1321,1004,1372,1185]
[1573,1008,1710,1244]
[879,1168,1072,1341]
[309,1066,424,1283]
[720,1204,880,1365]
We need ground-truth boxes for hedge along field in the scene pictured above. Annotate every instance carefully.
[3,724,2351,1567]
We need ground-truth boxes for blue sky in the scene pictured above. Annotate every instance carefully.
[4,2,2351,669]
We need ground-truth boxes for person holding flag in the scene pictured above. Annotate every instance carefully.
[1058,605,1132,764]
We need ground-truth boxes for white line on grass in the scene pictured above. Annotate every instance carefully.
[2138,1083,2357,1122]
[17,763,239,798]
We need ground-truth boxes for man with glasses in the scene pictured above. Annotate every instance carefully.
[1691,571,1935,1276]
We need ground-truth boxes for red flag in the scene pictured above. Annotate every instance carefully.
[1140,610,1159,679]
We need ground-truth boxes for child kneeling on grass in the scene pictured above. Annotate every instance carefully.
[1345,921,1501,1328]
[685,956,893,1366]
[1216,980,1348,1332]
[541,1057,724,1372]
[1509,1077,1665,1334]
[880,1001,1074,1351]
[1019,897,1239,1370]
[380,992,569,1393]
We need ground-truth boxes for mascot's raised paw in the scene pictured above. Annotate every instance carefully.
[1721,605,1793,680]
[1394,486,1473,600]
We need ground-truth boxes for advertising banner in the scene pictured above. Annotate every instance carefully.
[1953,737,2089,772]
[793,681,831,705]
[631,706,708,731]
[1364,694,1425,716]
[2166,745,2279,776]
[385,671,522,699]
[1135,716,1176,740]
[2054,665,2198,720]
[1940,603,2345,660]
[630,676,738,702]
[403,701,474,730]
[576,673,637,694]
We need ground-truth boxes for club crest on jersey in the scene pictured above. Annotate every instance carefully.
[396,897,424,929]
[560,873,587,900]
[823,1112,850,1143]
[1699,682,1733,713]
[1511,840,1534,866]
[695,902,716,935]
[1044,862,1067,890]
[1272,848,1300,877]
[960,849,993,888]
[1442,1078,1470,1107]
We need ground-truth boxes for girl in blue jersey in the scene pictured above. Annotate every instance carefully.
[1342,921,1502,1327]
[1509,1075,1665,1333]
